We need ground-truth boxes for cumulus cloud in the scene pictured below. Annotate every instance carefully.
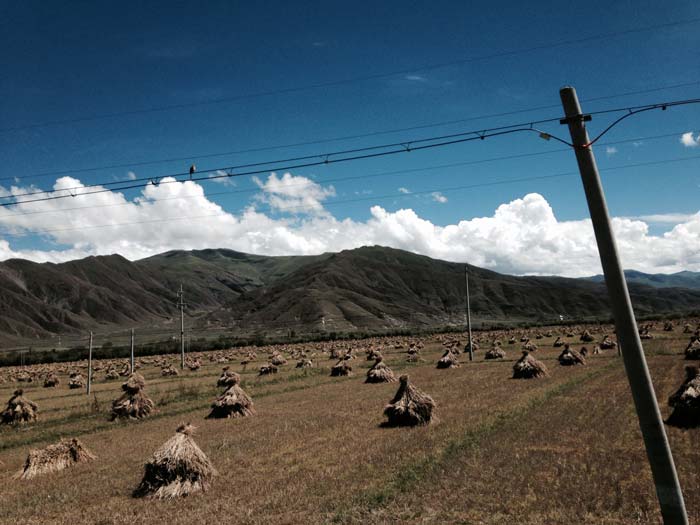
[252,172,334,214]
[0,176,698,278]
[606,146,618,156]
[398,187,411,194]
[431,192,448,203]
[630,213,698,224]
[209,170,236,187]
[680,132,700,147]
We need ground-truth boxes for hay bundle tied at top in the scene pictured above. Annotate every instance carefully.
[558,345,586,366]
[296,358,313,369]
[685,339,700,360]
[17,438,95,480]
[133,423,216,499]
[216,366,240,388]
[206,375,255,419]
[43,373,60,388]
[383,375,435,427]
[270,353,287,366]
[580,330,595,342]
[484,345,506,360]
[111,373,154,420]
[599,336,617,350]
[330,359,352,376]
[665,366,700,428]
[436,350,460,369]
[513,351,548,379]
[366,356,397,383]
[1,389,38,424]
[258,363,278,376]
[68,372,85,389]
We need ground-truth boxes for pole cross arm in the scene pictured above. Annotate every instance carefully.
[559,113,592,125]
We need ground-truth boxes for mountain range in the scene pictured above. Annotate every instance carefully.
[585,270,700,290]
[0,246,698,345]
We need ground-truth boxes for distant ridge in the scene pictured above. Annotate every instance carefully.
[0,246,698,344]
[585,270,700,290]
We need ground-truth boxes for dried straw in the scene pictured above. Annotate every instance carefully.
[383,375,435,426]
[133,423,216,499]
[17,438,95,480]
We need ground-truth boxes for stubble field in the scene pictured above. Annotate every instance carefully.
[0,324,698,524]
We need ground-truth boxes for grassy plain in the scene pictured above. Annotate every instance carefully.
[0,327,697,524]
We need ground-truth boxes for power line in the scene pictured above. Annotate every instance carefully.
[3,16,699,133]
[0,121,566,204]
[545,98,700,148]
[7,79,700,186]
[3,95,699,207]
[0,130,685,220]
[3,152,698,238]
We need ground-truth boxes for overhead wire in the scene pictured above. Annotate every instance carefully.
[7,78,700,186]
[0,130,686,220]
[0,122,566,203]
[2,95,700,208]
[3,153,699,238]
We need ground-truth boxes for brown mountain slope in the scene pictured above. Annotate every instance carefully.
[0,255,178,340]
[0,246,699,344]
[213,246,700,333]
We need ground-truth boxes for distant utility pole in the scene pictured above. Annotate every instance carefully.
[130,328,135,374]
[465,265,473,361]
[560,86,687,525]
[176,284,187,369]
[87,331,93,395]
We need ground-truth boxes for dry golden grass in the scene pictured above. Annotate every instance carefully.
[0,326,697,524]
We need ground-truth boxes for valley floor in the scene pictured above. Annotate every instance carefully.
[0,330,698,524]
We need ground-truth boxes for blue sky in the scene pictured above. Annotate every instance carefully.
[0,1,699,275]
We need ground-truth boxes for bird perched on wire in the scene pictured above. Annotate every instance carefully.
[189,164,196,180]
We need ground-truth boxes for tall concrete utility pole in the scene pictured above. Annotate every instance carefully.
[560,86,687,525]
[130,328,135,374]
[177,284,186,369]
[465,265,473,361]
[87,331,93,395]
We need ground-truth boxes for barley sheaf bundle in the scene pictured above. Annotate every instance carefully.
[513,351,548,379]
[558,344,586,366]
[1,389,38,425]
[366,356,397,383]
[383,375,435,427]
[133,424,216,499]
[207,372,255,419]
[17,438,95,480]
[110,373,154,420]
[436,349,459,369]
[665,366,700,429]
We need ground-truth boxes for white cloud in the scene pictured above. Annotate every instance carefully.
[404,75,427,82]
[127,171,137,180]
[629,213,698,224]
[252,172,334,214]
[431,192,448,203]
[398,187,411,194]
[0,177,699,278]
[680,132,700,147]
[606,146,618,156]
[209,170,236,187]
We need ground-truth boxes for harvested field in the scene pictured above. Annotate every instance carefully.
[0,324,698,524]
